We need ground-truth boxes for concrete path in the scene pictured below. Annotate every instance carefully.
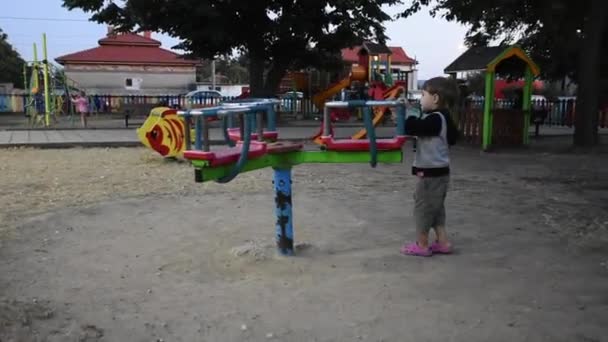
[0,126,399,148]
[0,123,605,148]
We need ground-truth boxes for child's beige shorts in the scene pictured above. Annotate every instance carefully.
[414,175,449,233]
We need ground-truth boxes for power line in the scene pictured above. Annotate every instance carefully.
[0,16,90,22]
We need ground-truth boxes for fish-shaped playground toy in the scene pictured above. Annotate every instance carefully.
[136,107,193,158]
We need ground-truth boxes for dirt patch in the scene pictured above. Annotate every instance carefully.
[1,146,607,341]
[0,147,268,240]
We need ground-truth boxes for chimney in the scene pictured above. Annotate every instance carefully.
[107,26,115,36]
[143,31,152,39]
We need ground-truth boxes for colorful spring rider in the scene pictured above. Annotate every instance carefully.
[178,98,408,255]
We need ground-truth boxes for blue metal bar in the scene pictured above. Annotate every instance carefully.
[325,100,405,109]
[177,106,223,117]
[219,103,274,114]
[224,98,280,106]
[183,112,192,151]
[396,104,406,136]
[273,167,294,255]
[221,116,236,147]
[216,114,253,184]
[194,116,203,150]
[256,112,264,141]
[251,111,258,131]
[266,103,277,131]
[363,107,378,168]
[323,106,331,137]
[201,113,210,152]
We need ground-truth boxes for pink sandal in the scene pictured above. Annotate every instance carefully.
[430,241,453,254]
[400,242,432,257]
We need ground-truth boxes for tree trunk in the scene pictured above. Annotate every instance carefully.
[247,56,289,97]
[264,61,289,97]
[248,55,265,97]
[573,1,608,146]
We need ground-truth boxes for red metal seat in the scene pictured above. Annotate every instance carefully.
[183,141,267,167]
[226,128,279,142]
[320,135,407,152]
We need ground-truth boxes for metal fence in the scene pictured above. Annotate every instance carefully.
[0,93,320,119]
[4,93,603,127]
[460,98,608,128]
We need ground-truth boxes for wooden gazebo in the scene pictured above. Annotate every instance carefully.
[445,45,540,150]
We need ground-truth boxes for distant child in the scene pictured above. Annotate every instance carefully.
[401,77,460,257]
[71,91,89,128]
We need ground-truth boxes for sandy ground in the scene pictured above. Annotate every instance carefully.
[1,143,608,341]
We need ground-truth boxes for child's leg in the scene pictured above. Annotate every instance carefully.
[413,177,432,248]
[431,176,452,252]
[80,112,87,128]
[401,176,434,256]
[432,202,449,244]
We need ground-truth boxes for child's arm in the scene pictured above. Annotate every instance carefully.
[404,113,442,136]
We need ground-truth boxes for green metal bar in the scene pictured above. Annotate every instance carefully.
[191,150,403,183]
[31,43,40,127]
[286,150,402,165]
[22,64,27,94]
[42,33,51,127]
[522,66,533,145]
[32,43,39,91]
[482,71,495,150]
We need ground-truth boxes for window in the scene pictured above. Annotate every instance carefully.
[125,78,133,87]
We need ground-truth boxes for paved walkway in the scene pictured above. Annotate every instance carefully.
[0,124,604,148]
[0,126,400,148]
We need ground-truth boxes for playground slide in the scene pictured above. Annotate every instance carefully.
[350,84,405,139]
[312,77,351,110]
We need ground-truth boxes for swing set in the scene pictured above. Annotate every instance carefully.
[23,34,83,127]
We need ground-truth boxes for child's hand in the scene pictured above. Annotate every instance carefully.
[406,106,421,119]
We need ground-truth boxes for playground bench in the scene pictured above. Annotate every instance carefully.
[122,103,158,128]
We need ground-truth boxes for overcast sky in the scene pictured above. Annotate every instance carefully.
[0,0,469,80]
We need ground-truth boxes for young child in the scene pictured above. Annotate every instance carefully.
[401,77,460,257]
[71,91,89,128]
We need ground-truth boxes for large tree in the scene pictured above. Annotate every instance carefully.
[0,28,26,87]
[63,0,399,97]
[401,0,607,146]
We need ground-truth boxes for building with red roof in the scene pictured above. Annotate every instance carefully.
[55,29,199,95]
[341,44,418,90]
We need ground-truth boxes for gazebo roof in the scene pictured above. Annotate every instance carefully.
[444,45,540,76]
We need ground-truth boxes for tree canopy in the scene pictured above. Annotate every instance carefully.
[0,28,26,88]
[63,0,400,96]
[401,0,608,146]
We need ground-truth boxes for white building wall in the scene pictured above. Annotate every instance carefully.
[196,83,249,97]
[64,64,197,95]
